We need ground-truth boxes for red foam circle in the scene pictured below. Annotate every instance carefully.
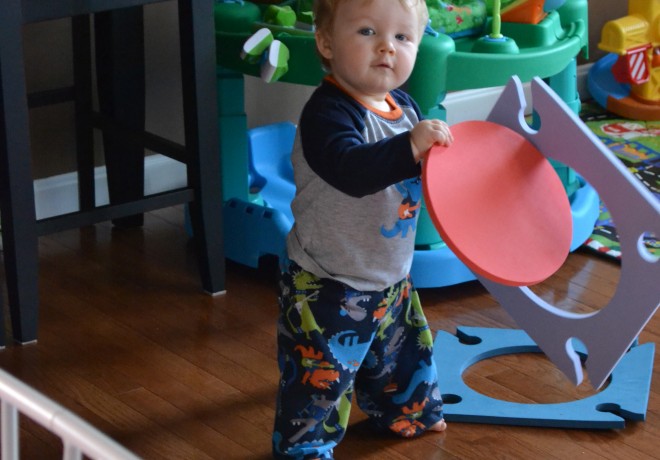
[422,120,573,286]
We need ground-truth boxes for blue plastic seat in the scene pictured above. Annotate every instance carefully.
[247,121,296,224]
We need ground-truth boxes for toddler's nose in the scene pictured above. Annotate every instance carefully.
[379,40,395,54]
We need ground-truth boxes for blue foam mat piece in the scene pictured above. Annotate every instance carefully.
[432,327,654,429]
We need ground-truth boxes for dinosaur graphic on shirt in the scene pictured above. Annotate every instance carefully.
[380,177,422,238]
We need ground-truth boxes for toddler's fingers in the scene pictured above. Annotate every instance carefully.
[433,120,453,145]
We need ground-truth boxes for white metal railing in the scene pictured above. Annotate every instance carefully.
[0,367,141,460]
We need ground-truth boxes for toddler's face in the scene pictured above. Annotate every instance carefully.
[316,0,423,106]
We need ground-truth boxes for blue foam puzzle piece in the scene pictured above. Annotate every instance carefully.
[433,327,655,429]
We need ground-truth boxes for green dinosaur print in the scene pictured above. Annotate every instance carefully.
[323,387,353,435]
[287,269,325,339]
[293,268,323,291]
[408,290,434,351]
[376,285,400,340]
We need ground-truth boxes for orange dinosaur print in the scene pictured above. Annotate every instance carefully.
[295,345,340,390]
[373,299,388,321]
[389,398,429,438]
[398,201,420,220]
[390,418,426,438]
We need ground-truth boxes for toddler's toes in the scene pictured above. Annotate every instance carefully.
[429,419,447,432]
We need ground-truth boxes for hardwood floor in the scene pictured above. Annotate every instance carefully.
[0,205,658,459]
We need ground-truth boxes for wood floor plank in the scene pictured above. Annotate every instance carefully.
[118,387,257,459]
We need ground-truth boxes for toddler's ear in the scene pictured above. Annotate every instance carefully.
[315,30,334,61]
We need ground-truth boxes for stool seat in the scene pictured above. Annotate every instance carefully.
[21,1,168,22]
[0,0,225,344]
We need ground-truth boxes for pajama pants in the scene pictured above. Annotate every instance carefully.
[272,261,444,460]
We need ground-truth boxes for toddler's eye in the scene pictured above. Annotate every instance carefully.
[396,33,409,42]
[359,28,375,36]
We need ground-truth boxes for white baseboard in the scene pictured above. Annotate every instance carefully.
[444,62,592,124]
[34,154,187,220]
[32,64,592,219]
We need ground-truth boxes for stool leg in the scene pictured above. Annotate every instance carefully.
[72,15,96,212]
[94,8,146,228]
[0,284,5,347]
[0,0,40,343]
[178,0,225,294]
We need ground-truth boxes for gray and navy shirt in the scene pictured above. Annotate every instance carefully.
[286,77,424,292]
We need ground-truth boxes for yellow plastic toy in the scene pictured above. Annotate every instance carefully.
[589,0,660,120]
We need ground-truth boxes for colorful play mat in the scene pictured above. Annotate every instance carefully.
[580,101,660,259]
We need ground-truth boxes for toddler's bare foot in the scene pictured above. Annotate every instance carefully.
[429,419,447,432]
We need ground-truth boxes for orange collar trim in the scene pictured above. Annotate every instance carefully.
[324,76,403,120]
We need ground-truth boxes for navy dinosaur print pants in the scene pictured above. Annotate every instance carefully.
[272,261,444,459]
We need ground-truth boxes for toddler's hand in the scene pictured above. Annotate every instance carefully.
[410,119,453,162]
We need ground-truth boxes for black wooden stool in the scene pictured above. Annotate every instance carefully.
[0,0,225,344]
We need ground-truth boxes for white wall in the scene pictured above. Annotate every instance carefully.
[244,77,314,128]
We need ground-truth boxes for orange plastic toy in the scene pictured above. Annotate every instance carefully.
[501,0,547,24]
